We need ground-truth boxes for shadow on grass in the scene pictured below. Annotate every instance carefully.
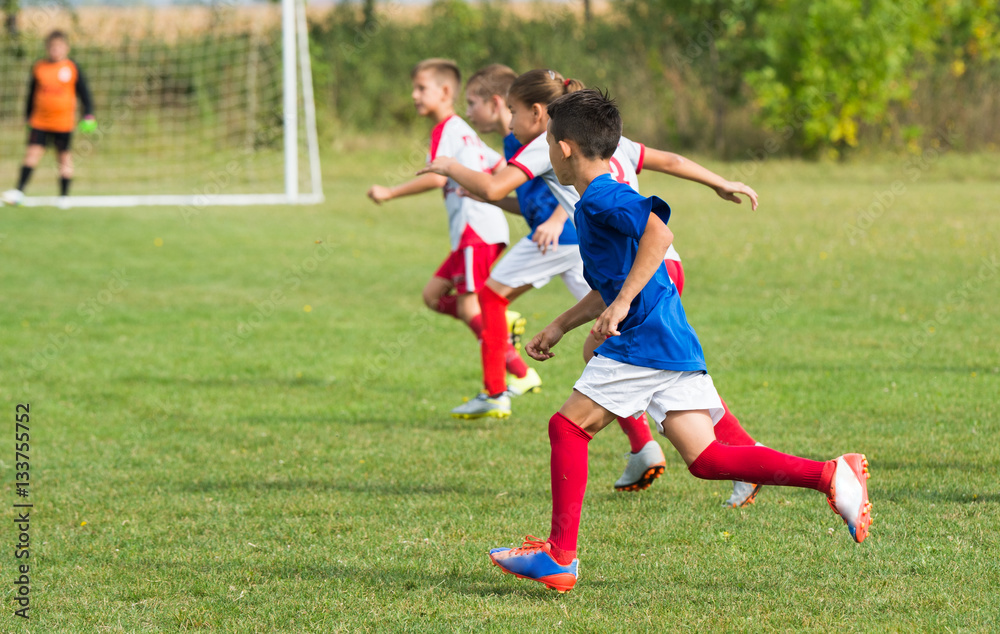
[176,476,505,498]
[263,561,607,598]
[874,486,1000,504]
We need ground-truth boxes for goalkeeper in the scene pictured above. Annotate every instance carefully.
[3,30,96,208]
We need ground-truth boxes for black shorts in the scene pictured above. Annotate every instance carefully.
[28,128,72,152]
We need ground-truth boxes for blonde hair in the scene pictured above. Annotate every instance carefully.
[466,64,518,101]
[508,69,585,108]
[411,58,461,95]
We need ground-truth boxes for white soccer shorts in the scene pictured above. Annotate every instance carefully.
[489,237,591,300]
[573,355,724,431]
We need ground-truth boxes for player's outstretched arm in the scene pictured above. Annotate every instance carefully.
[642,147,758,210]
[418,158,527,202]
[367,172,447,205]
[527,290,607,361]
[594,214,674,338]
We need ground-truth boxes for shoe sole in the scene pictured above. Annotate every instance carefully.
[827,454,872,543]
[724,483,763,508]
[451,410,511,420]
[508,385,542,397]
[489,554,576,593]
[509,315,527,351]
[614,464,665,492]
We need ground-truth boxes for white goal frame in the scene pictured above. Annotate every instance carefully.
[22,0,323,209]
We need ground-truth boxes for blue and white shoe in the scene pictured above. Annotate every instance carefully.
[489,536,578,593]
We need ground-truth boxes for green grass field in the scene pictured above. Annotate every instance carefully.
[2,143,999,631]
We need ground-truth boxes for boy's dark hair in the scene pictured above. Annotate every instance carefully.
[46,30,68,44]
[466,64,518,100]
[546,89,622,160]
[411,58,461,95]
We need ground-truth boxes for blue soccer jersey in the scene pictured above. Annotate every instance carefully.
[504,133,578,245]
[575,174,706,372]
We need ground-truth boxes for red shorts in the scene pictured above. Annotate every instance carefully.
[434,242,505,294]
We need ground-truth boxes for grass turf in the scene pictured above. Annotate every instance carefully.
[1,143,999,631]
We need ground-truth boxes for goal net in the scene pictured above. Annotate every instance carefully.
[0,0,322,208]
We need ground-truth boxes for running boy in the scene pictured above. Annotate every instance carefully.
[487,90,873,593]
[366,59,527,381]
[3,30,96,209]
[451,64,587,420]
[421,69,764,504]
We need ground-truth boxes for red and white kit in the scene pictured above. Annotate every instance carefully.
[431,115,509,293]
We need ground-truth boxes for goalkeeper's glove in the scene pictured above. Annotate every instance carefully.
[78,116,97,134]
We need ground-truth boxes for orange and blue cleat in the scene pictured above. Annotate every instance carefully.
[489,536,578,593]
[827,453,873,543]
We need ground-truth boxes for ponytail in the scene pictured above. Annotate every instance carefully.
[509,69,586,108]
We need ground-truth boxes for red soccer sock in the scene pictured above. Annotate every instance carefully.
[688,441,836,493]
[617,414,654,453]
[478,285,509,395]
[713,398,758,446]
[547,413,592,564]
[505,345,528,379]
[436,294,459,318]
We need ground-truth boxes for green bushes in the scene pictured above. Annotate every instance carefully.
[310,0,1000,157]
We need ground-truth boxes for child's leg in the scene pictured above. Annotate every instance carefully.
[546,390,618,563]
[57,149,73,196]
[479,279,532,396]
[658,409,835,492]
[714,398,758,447]
[16,143,45,193]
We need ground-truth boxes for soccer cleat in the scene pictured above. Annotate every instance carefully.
[58,196,70,210]
[506,310,527,350]
[2,189,24,206]
[723,481,763,508]
[506,368,542,396]
[614,440,666,492]
[450,392,511,419]
[489,536,578,593]
[826,453,873,543]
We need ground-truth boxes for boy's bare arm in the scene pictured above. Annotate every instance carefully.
[594,213,674,338]
[642,147,758,210]
[367,172,447,205]
[526,290,607,361]
[418,157,527,202]
[532,205,569,254]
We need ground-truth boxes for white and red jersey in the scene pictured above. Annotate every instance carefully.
[430,115,509,250]
[508,133,680,261]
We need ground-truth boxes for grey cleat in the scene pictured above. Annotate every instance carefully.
[723,481,762,508]
[450,392,512,419]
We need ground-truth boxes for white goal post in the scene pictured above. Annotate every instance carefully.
[2,0,322,209]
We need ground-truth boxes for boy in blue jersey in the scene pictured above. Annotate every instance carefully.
[487,90,873,593]
[453,65,591,419]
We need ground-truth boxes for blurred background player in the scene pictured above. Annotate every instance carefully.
[451,64,587,420]
[422,68,764,505]
[2,30,96,209]
[366,59,527,386]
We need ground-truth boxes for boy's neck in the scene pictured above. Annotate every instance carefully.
[428,106,456,124]
[572,159,612,196]
[498,110,513,135]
